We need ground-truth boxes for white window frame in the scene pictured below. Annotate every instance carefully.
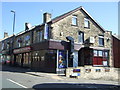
[84,18,90,28]
[78,31,84,44]
[72,16,77,25]
[94,50,98,56]
[98,50,103,56]
[99,35,104,46]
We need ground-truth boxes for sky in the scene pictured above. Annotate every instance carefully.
[1,2,118,39]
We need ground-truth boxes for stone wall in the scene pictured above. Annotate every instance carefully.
[50,9,113,66]
[66,66,120,82]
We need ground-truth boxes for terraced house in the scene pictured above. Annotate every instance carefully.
[0,6,120,81]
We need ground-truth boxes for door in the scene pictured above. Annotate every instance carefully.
[73,51,78,67]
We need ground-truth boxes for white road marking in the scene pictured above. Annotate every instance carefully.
[7,79,28,88]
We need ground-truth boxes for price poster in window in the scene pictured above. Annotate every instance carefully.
[58,51,67,68]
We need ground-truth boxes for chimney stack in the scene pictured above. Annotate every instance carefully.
[25,22,32,31]
[43,12,51,23]
[4,32,8,38]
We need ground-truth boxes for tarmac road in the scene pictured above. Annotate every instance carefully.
[1,64,120,89]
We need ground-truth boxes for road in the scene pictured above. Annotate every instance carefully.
[1,64,120,89]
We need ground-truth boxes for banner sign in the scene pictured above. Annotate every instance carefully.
[13,47,31,54]
[58,50,67,68]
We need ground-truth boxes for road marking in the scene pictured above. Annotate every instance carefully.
[7,79,28,88]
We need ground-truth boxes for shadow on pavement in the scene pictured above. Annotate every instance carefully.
[1,64,55,74]
[32,83,120,89]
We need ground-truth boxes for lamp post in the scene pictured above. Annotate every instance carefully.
[11,10,15,66]
[11,10,15,35]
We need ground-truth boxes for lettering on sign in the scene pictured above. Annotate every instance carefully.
[13,47,31,54]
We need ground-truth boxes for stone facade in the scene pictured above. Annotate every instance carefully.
[50,9,113,67]
[0,6,119,80]
[14,30,32,49]
[66,66,120,82]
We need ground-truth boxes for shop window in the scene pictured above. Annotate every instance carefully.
[78,31,84,44]
[99,35,104,46]
[93,50,109,66]
[98,50,103,56]
[84,18,90,28]
[72,15,77,25]
[93,50,97,56]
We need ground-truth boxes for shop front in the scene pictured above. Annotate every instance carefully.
[13,46,32,68]
[1,50,11,65]
[31,40,81,73]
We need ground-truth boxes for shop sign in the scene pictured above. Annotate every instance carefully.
[1,50,9,54]
[13,47,31,54]
[73,69,80,72]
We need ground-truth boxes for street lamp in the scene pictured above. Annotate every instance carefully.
[10,10,15,66]
[11,10,15,35]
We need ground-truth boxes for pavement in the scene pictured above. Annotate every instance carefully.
[1,64,120,89]
[25,71,120,85]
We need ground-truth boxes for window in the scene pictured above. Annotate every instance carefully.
[72,16,77,25]
[84,18,90,28]
[39,31,42,42]
[2,43,4,50]
[25,35,30,46]
[17,38,22,47]
[98,50,103,56]
[94,50,97,56]
[37,31,43,42]
[78,31,84,43]
[93,50,109,66]
[6,43,9,49]
[99,35,104,46]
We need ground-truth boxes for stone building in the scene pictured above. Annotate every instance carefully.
[0,6,119,81]
[0,32,14,65]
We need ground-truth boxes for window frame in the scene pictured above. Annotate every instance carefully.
[84,18,90,28]
[93,50,109,67]
[72,15,77,26]
[78,31,84,44]
[99,35,104,46]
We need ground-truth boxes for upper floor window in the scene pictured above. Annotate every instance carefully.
[6,42,10,49]
[24,35,30,46]
[39,31,43,42]
[99,35,104,46]
[37,31,43,42]
[84,18,90,28]
[78,31,84,44]
[72,16,77,25]
[1,43,4,50]
[17,38,22,47]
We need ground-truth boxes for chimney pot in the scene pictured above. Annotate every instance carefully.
[4,32,8,38]
[25,22,32,31]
